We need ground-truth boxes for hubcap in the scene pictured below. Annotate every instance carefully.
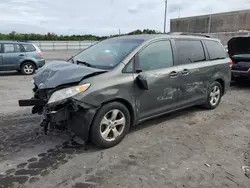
[23,64,34,74]
[209,85,220,106]
[100,109,126,142]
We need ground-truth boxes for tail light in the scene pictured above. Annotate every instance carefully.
[38,52,43,57]
[228,61,233,67]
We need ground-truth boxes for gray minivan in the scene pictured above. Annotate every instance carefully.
[19,34,231,148]
[0,41,45,75]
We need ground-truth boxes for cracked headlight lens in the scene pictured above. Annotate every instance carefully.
[48,83,90,104]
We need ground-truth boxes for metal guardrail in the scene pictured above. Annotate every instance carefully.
[31,40,98,51]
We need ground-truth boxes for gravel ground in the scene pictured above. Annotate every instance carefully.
[0,53,250,188]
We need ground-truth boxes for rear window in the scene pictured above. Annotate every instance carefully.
[22,44,36,52]
[175,40,206,65]
[204,40,227,60]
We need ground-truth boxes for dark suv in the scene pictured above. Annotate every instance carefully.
[228,36,250,81]
[19,34,231,148]
[0,41,45,75]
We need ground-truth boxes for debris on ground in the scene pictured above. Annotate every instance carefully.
[242,166,250,179]
[205,163,211,167]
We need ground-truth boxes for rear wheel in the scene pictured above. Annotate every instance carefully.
[203,81,222,110]
[21,62,35,75]
[90,102,131,148]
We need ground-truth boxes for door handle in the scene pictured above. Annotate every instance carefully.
[181,69,190,75]
[169,71,179,78]
[19,54,24,56]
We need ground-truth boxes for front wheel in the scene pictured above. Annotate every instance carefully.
[90,102,131,148]
[203,81,222,110]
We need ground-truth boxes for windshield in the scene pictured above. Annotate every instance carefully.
[71,38,144,70]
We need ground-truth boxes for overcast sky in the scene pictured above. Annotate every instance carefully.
[0,0,249,36]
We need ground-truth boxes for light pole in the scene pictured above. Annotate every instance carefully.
[164,0,168,33]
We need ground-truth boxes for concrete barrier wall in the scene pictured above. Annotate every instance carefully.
[207,31,250,45]
[31,40,98,51]
[170,10,250,33]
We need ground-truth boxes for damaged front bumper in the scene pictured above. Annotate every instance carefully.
[19,97,99,142]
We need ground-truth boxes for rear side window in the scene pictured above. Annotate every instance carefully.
[204,40,227,60]
[22,44,36,52]
[4,44,15,53]
[175,40,205,65]
[15,44,21,52]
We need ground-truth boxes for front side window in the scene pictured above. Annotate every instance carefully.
[175,40,206,65]
[4,44,15,53]
[72,38,144,70]
[138,40,173,71]
[204,40,227,60]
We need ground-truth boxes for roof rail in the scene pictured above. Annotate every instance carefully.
[168,32,211,38]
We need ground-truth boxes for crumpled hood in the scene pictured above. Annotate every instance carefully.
[34,61,106,89]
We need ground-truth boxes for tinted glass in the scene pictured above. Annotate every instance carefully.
[204,40,227,60]
[138,40,173,71]
[123,58,134,73]
[4,44,15,53]
[72,39,143,70]
[15,44,21,52]
[22,44,36,52]
[175,40,205,65]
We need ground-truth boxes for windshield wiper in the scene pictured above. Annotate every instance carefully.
[76,60,96,68]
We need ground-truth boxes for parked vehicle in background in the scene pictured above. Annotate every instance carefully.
[228,36,250,81]
[19,34,231,148]
[0,41,45,75]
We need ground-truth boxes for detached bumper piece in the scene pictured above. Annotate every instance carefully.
[18,98,46,106]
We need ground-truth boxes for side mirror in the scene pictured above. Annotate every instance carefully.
[136,73,149,90]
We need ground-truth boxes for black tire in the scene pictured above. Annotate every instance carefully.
[203,81,223,110]
[90,102,131,148]
[21,62,36,75]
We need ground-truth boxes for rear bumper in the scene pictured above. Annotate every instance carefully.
[37,59,45,68]
[231,69,250,79]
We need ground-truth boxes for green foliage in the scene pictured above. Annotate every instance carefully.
[0,29,161,41]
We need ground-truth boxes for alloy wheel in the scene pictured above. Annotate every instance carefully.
[23,64,34,74]
[209,85,220,106]
[100,109,126,142]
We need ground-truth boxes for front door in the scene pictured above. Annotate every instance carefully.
[2,43,23,70]
[173,39,210,106]
[132,40,182,120]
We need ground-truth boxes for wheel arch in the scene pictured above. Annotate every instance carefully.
[20,60,38,70]
[214,78,225,95]
[101,98,136,126]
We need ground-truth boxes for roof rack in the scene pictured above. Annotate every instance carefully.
[168,32,211,38]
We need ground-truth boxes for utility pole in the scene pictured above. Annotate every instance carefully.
[208,14,212,33]
[119,29,121,35]
[164,0,168,33]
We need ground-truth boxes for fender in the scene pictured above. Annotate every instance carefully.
[19,58,38,69]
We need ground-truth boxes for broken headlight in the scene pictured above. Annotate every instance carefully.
[48,83,91,104]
